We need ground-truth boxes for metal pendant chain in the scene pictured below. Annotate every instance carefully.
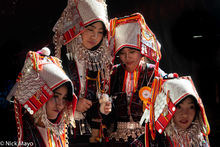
[67,35,109,72]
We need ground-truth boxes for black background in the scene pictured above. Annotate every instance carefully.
[0,0,219,145]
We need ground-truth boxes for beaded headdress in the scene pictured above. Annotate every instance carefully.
[53,0,109,58]
[53,0,111,81]
[109,13,161,62]
[140,76,210,136]
[7,48,77,143]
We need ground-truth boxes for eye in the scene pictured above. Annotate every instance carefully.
[176,105,181,109]
[53,94,59,99]
[86,26,93,31]
[119,52,125,55]
[98,31,104,34]
[129,51,135,54]
[63,97,68,101]
[190,104,195,109]
[62,97,68,104]
[87,28,93,32]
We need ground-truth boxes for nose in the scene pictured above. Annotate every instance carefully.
[125,52,131,60]
[55,98,65,107]
[181,109,189,117]
[91,31,98,39]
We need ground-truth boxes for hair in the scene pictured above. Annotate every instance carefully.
[53,81,73,102]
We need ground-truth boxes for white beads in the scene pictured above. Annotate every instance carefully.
[24,104,34,115]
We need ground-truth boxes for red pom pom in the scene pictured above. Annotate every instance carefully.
[173,73,179,78]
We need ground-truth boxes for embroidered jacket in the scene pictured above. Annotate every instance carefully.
[62,50,105,129]
[110,63,165,123]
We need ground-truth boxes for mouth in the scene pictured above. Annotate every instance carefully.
[179,119,188,124]
[125,62,133,65]
[54,110,60,113]
[88,41,96,46]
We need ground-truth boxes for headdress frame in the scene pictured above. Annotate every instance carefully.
[53,0,109,58]
[140,76,210,136]
[109,13,161,63]
[7,49,77,144]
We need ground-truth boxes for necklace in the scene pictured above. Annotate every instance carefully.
[47,128,66,147]
[165,118,204,147]
[66,35,111,72]
[66,35,112,96]
[40,105,66,137]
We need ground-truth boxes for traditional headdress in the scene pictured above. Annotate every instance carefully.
[53,0,112,83]
[7,48,77,144]
[140,76,210,145]
[53,0,109,58]
[109,13,161,63]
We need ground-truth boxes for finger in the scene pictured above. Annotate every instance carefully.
[105,106,111,111]
[104,107,111,113]
[105,104,111,109]
[105,101,111,106]
[81,104,90,112]
[84,99,92,106]
[76,105,85,112]
[104,105,111,111]
[85,103,92,110]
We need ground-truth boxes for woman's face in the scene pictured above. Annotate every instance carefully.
[173,97,196,130]
[118,47,142,72]
[81,21,104,49]
[46,85,68,120]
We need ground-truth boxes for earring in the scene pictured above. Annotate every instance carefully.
[79,34,83,43]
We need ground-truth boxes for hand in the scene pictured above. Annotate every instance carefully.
[76,98,92,113]
[104,101,112,114]
[100,101,112,115]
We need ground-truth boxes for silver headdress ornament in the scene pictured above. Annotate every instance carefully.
[53,0,109,58]
[53,0,112,83]
[7,47,77,142]
[7,47,77,115]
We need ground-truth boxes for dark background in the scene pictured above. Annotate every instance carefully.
[0,0,219,145]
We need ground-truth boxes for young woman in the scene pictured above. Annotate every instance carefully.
[53,0,112,144]
[108,13,166,145]
[7,48,77,147]
[132,76,210,147]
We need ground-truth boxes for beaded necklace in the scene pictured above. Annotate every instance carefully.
[122,64,142,117]
[47,128,66,147]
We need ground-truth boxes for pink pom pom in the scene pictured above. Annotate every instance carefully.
[37,47,51,56]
